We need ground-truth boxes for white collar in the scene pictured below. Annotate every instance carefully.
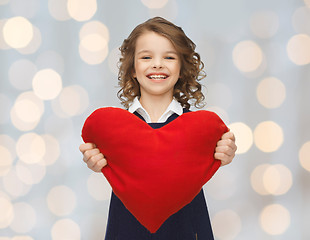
[128,97,183,123]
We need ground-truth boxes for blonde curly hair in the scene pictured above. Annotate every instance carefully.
[117,17,206,109]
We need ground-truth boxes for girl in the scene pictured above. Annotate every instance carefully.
[80,17,237,240]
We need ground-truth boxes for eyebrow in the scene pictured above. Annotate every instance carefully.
[136,50,178,55]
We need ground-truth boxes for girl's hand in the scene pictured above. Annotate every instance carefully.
[79,143,107,172]
[214,131,237,166]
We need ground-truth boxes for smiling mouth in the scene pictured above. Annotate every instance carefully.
[147,74,169,80]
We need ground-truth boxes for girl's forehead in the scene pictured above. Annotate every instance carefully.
[135,31,177,52]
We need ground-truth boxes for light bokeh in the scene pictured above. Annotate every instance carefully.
[47,185,77,216]
[51,218,81,240]
[67,0,97,22]
[260,204,290,235]
[254,121,284,153]
[228,122,253,154]
[299,141,310,172]
[212,209,242,240]
[256,77,286,109]
[32,69,63,100]
[287,34,310,65]
[232,40,263,72]
[2,17,33,49]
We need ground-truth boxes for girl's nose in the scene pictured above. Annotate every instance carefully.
[152,58,163,69]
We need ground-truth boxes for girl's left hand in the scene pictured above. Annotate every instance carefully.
[214,131,237,166]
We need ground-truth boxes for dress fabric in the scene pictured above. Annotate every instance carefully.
[104,109,214,240]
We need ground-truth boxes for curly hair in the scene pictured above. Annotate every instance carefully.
[117,17,206,109]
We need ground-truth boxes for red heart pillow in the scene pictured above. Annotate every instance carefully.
[81,107,228,233]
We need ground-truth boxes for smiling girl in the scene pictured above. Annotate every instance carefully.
[79,17,237,240]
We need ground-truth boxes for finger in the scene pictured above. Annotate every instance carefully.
[216,138,235,148]
[79,142,96,153]
[92,158,108,172]
[215,145,235,157]
[83,148,101,163]
[214,152,233,166]
[221,131,235,141]
[86,153,104,168]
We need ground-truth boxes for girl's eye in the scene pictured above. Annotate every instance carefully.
[142,56,151,59]
[165,56,175,60]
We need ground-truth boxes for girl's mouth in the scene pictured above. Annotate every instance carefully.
[147,74,169,80]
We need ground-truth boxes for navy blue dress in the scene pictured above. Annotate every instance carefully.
[105,109,214,240]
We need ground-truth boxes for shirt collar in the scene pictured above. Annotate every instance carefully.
[128,97,183,123]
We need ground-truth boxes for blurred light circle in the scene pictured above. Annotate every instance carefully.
[0,145,13,176]
[263,164,292,195]
[10,0,39,19]
[0,19,11,50]
[87,173,111,201]
[3,16,34,48]
[79,42,109,64]
[9,59,37,90]
[299,141,310,171]
[48,0,71,21]
[260,204,290,235]
[141,0,168,9]
[250,11,279,39]
[16,161,46,185]
[14,99,41,123]
[51,218,81,240]
[232,40,263,72]
[16,133,46,164]
[16,26,42,55]
[305,0,310,7]
[108,47,121,76]
[81,33,108,52]
[32,69,63,100]
[79,21,110,42]
[254,121,284,152]
[47,185,77,216]
[2,169,32,198]
[52,85,89,117]
[251,164,271,195]
[212,209,242,240]
[228,122,253,154]
[148,0,178,20]
[67,0,97,22]
[35,50,65,75]
[0,197,14,229]
[10,202,36,233]
[10,91,44,131]
[0,94,12,124]
[287,34,310,65]
[40,134,60,166]
[256,77,286,109]
[292,7,310,35]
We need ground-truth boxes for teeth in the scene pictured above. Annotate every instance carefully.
[148,75,167,79]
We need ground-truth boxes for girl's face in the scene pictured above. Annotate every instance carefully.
[133,31,181,100]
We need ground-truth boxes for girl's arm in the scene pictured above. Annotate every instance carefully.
[214,131,237,166]
[79,143,107,172]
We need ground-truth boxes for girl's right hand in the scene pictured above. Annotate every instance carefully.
[79,143,107,172]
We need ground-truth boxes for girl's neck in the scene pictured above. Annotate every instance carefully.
[139,94,173,123]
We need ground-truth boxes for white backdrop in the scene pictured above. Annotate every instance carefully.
[0,0,310,239]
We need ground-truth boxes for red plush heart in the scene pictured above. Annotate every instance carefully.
[82,107,228,233]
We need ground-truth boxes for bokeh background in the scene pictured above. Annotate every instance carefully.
[1,0,310,239]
